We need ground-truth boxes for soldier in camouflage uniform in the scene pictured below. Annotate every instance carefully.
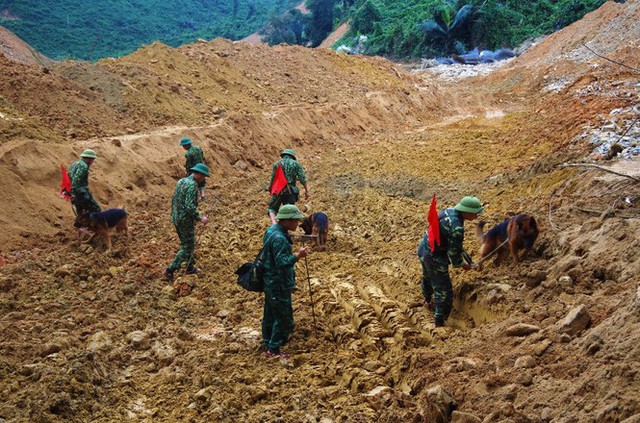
[267,149,310,225]
[164,163,210,281]
[68,149,101,217]
[180,137,206,200]
[261,204,309,358]
[417,196,483,327]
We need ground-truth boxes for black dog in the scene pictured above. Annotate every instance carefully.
[76,208,128,250]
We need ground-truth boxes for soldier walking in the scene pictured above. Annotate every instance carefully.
[267,149,310,225]
[417,196,483,327]
[180,137,206,200]
[68,149,101,216]
[164,163,210,281]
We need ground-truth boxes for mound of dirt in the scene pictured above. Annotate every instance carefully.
[0,25,51,67]
[0,1,639,422]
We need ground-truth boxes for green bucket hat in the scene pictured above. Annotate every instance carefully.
[280,149,297,160]
[80,149,97,159]
[180,137,193,146]
[454,196,484,214]
[190,163,210,177]
[276,204,304,220]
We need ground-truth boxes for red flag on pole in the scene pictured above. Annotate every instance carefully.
[270,163,288,195]
[427,193,441,252]
[60,164,72,201]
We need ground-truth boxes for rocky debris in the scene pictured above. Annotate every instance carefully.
[556,305,591,336]
[576,105,640,159]
[420,385,457,423]
[451,410,482,423]
[514,355,536,369]
[152,342,176,367]
[86,331,113,353]
[505,323,541,337]
[126,331,151,350]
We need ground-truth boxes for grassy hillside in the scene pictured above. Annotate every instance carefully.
[0,0,299,61]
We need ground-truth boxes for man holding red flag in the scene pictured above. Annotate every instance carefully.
[267,149,310,225]
[417,195,483,327]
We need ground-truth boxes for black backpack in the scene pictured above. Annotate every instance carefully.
[234,234,276,292]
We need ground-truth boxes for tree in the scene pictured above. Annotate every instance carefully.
[307,0,337,47]
[418,1,479,54]
[351,0,381,35]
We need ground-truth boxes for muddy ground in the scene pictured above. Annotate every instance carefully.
[1,1,639,422]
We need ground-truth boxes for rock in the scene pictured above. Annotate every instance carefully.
[556,305,591,335]
[161,285,176,300]
[217,310,230,319]
[319,418,334,423]
[451,410,482,423]
[558,275,573,288]
[515,370,533,386]
[524,270,546,288]
[422,385,457,423]
[40,343,62,357]
[364,386,392,397]
[621,414,640,423]
[533,339,552,356]
[514,355,536,368]
[87,331,113,353]
[559,333,572,343]
[194,386,213,403]
[541,407,553,421]
[505,323,540,337]
[127,331,151,350]
[152,343,176,367]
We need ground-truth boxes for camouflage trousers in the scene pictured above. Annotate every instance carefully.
[262,287,294,352]
[168,221,196,271]
[420,254,453,322]
[267,185,299,215]
[72,188,101,216]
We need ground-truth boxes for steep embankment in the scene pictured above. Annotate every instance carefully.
[0,1,639,422]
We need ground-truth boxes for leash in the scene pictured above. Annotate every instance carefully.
[466,237,510,268]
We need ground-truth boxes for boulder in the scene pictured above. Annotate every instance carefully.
[514,355,536,368]
[127,331,151,350]
[505,323,540,337]
[556,305,591,335]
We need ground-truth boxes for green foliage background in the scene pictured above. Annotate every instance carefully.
[0,0,299,61]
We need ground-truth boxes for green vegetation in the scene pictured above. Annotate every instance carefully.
[1,0,299,61]
[261,0,607,58]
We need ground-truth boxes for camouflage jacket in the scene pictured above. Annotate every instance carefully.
[420,208,465,267]
[185,145,204,173]
[171,175,201,225]
[262,223,298,293]
[269,156,307,189]
[68,159,90,194]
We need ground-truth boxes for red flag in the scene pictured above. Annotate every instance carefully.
[270,163,288,195]
[60,164,72,201]
[427,193,441,253]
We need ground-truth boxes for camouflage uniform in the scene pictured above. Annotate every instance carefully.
[267,156,307,215]
[68,159,101,214]
[185,145,206,189]
[261,223,298,353]
[417,208,466,324]
[168,175,201,271]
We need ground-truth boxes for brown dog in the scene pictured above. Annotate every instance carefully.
[300,212,329,251]
[76,208,128,250]
[475,213,538,270]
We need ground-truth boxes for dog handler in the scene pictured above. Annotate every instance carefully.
[180,137,207,200]
[417,196,483,327]
[68,149,101,216]
[267,149,310,225]
[164,163,210,281]
[261,204,308,358]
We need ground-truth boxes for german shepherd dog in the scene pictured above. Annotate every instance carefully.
[76,208,128,250]
[475,214,538,270]
[300,212,329,251]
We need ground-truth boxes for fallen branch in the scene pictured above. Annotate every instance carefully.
[559,163,640,183]
[582,43,640,73]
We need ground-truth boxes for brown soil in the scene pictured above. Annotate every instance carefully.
[1,2,639,422]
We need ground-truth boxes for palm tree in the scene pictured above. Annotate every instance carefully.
[418,1,479,54]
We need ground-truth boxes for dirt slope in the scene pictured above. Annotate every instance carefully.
[0,1,639,422]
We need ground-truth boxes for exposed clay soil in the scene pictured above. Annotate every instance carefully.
[1,2,639,422]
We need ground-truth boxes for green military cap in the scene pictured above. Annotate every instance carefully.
[180,137,193,146]
[190,163,210,176]
[276,204,304,220]
[454,196,484,214]
[80,149,97,159]
[280,149,297,160]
